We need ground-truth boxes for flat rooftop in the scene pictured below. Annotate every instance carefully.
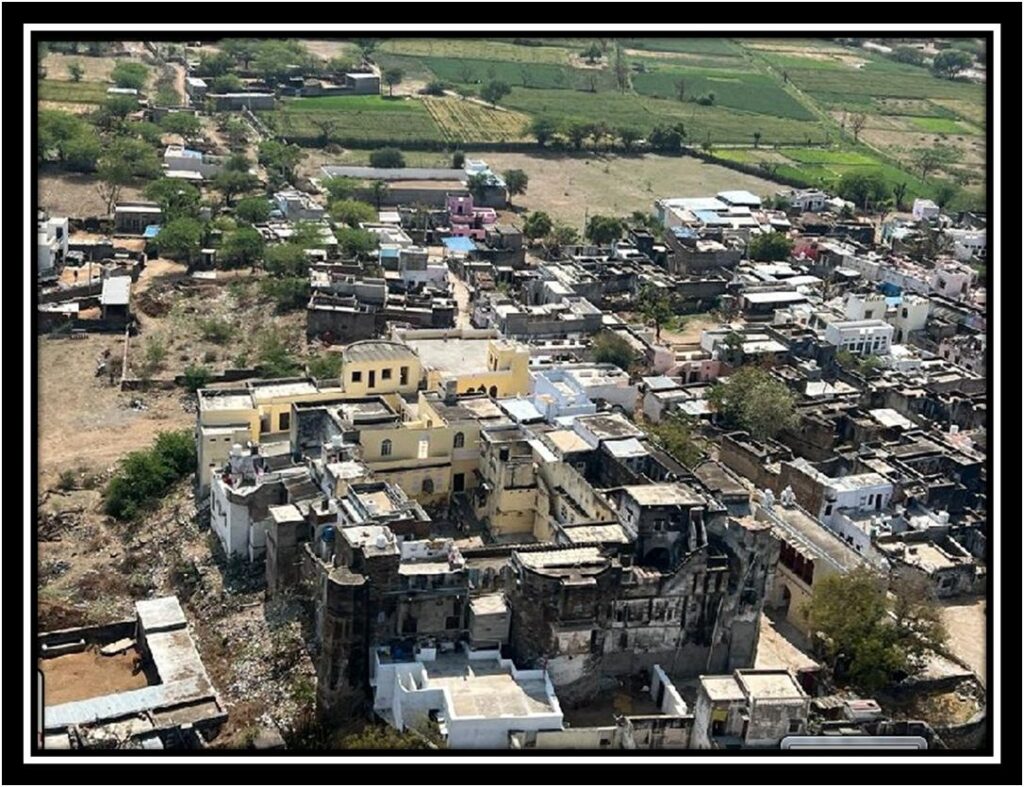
[621,483,704,507]
[251,381,319,401]
[343,339,418,364]
[700,675,746,703]
[404,336,491,374]
[769,504,865,572]
[737,670,807,700]
[426,655,554,719]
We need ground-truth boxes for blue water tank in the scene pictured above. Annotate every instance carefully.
[321,526,335,543]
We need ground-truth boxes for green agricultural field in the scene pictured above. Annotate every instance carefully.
[618,38,741,56]
[906,116,975,134]
[38,79,110,104]
[787,62,985,100]
[262,95,444,145]
[420,56,618,93]
[377,38,573,64]
[631,68,816,120]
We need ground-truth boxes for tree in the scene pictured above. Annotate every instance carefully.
[912,144,961,179]
[480,80,511,107]
[807,567,946,693]
[256,333,301,378]
[837,171,888,210]
[155,217,204,263]
[752,130,762,149]
[529,117,557,147]
[212,168,260,206]
[218,227,265,268]
[675,78,687,102]
[336,227,378,258]
[198,51,235,77]
[465,173,490,204]
[259,276,310,314]
[110,61,149,91]
[452,150,466,168]
[369,179,390,210]
[503,169,528,204]
[159,112,202,144]
[327,56,356,76]
[931,49,972,80]
[210,73,244,94]
[522,211,553,242]
[618,127,641,153]
[331,198,377,227]
[646,412,703,468]
[707,366,797,441]
[182,364,213,393]
[144,178,202,222]
[581,42,603,64]
[892,46,927,66]
[547,223,579,252]
[95,158,133,215]
[369,147,405,168]
[748,232,794,262]
[104,431,195,521]
[848,112,867,143]
[310,115,338,146]
[220,38,260,69]
[67,61,84,82]
[565,121,589,151]
[307,352,344,380]
[383,68,403,97]
[585,214,624,245]
[323,175,359,202]
[258,139,305,187]
[648,125,683,153]
[613,44,630,92]
[933,181,961,209]
[235,196,271,224]
[63,132,102,172]
[639,285,673,343]
[892,181,909,211]
[592,331,634,372]
[99,94,141,125]
[264,243,309,278]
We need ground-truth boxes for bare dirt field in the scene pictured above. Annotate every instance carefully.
[481,151,781,229]
[937,597,987,684]
[298,39,361,62]
[40,646,151,705]
[42,53,121,84]
[38,171,146,219]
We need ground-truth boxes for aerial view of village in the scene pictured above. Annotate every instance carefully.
[32,31,993,754]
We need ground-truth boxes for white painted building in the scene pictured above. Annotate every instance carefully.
[890,294,931,342]
[944,228,987,262]
[912,199,940,221]
[273,189,326,221]
[164,144,223,179]
[784,189,829,212]
[37,215,69,275]
[371,645,564,749]
[823,319,894,356]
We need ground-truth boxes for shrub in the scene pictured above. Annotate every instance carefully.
[259,277,310,314]
[368,147,405,168]
[104,430,195,521]
[199,318,234,344]
[183,364,214,392]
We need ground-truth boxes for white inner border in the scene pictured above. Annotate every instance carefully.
[23,21,1001,767]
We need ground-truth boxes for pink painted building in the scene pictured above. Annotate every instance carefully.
[446,193,497,240]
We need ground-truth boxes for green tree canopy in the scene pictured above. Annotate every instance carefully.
[330,198,377,227]
[503,169,528,200]
[110,61,149,90]
[808,567,946,693]
[235,196,272,224]
[159,112,202,142]
[369,147,406,168]
[218,226,265,268]
[144,178,202,222]
[155,217,204,263]
[837,171,888,209]
[931,49,973,79]
[639,285,673,342]
[585,214,624,245]
[529,117,557,147]
[210,73,244,93]
[645,412,703,468]
[748,232,794,262]
[592,331,634,372]
[383,68,404,97]
[323,175,359,202]
[522,211,553,241]
[480,80,511,107]
[707,366,797,441]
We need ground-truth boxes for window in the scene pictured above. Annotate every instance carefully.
[453,432,465,449]
[382,368,392,380]
[422,478,435,494]
[399,366,409,385]
[788,720,802,734]
[381,439,392,457]
[279,412,290,432]
[351,370,363,383]
[824,504,833,516]
[418,438,429,459]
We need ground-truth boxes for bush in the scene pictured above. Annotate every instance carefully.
[368,147,405,168]
[57,470,77,491]
[234,196,271,225]
[183,364,214,392]
[199,317,235,344]
[103,430,196,521]
[592,331,634,371]
[259,277,310,314]
[111,61,149,91]
[256,334,302,378]
[307,352,343,379]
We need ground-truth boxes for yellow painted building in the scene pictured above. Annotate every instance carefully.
[393,328,531,399]
[339,340,422,397]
